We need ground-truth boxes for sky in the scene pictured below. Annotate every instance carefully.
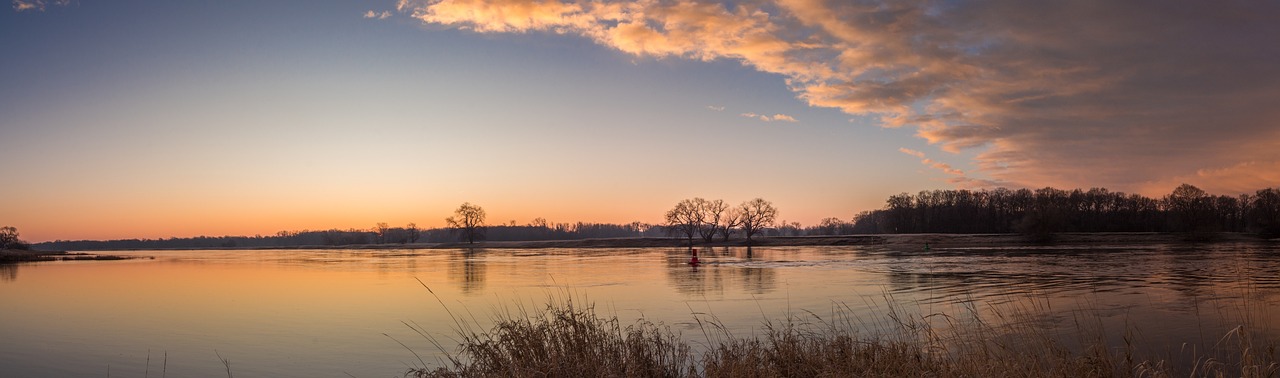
[3,0,1279,242]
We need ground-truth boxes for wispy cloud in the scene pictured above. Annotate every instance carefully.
[740,112,797,122]
[12,0,68,12]
[706,105,725,112]
[400,0,1280,195]
[768,114,797,123]
[897,148,925,159]
[899,148,963,176]
[364,10,393,19]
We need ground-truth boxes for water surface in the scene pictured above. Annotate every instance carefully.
[2,244,1278,376]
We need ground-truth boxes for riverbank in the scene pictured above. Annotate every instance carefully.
[310,232,1276,251]
[34,232,1276,252]
[0,249,137,263]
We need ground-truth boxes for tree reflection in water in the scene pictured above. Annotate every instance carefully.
[0,264,16,282]
[448,249,487,294]
[666,247,778,295]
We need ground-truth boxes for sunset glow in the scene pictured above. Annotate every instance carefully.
[4,1,1279,242]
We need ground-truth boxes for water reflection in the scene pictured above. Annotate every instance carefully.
[874,243,1280,307]
[448,249,487,294]
[2,244,1278,377]
[665,247,778,295]
[0,264,16,282]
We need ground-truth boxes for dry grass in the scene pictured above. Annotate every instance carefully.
[405,284,695,378]
[406,288,1279,378]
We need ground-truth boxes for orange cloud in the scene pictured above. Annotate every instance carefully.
[400,0,1280,193]
[899,147,964,176]
[897,147,925,159]
[1138,161,1280,198]
[740,112,797,122]
[12,0,68,12]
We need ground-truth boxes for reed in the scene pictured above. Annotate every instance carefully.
[406,289,1279,378]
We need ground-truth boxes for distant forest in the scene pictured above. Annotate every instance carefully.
[29,184,1280,251]
[34,222,669,251]
[850,184,1280,240]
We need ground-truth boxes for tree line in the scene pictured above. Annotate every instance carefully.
[850,184,1280,240]
[23,184,1280,251]
[663,198,778,245]
[30,202,669,250]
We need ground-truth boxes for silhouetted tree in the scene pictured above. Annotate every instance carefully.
[742,199,778,244]
[779,221,803,236]
[1248,188,1280,237]
[851,211,885,233]
[446,203,487,244]
[738,199,777,244]
[1,226,27,250]
[321,229,373,245]
[665,199,702,246]
[698,199,729,243]
[719,207,742,242]
[374,222,390,244]
[811,217,854,235]
[1164,184,1217,239]
[851,185,1263,236]
[1013,187,1069,242]
[406,223,421,243]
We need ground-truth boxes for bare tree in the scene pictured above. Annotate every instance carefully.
[1,226,21,249]
[697,198,728,243]
[374,222,390,244]
[1247,188,1280,237]
[814,217,853,235]
[446,203,487,244]
[738,198,777,245]
[719,207,742,242]
[1161,183,1219,241]
[665,199,701,246]
[406,223,421,243]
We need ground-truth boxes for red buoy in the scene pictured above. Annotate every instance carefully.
[689,248,700,265]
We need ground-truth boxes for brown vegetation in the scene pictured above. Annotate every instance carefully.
[0,249,135,263]
[408,292,1279,378]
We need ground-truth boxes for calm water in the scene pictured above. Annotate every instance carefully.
[2,244,1279,377]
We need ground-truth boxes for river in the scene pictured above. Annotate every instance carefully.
[2,243,1278,377]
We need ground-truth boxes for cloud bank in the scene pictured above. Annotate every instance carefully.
[398,0,1280,195]
[12,0,68,12]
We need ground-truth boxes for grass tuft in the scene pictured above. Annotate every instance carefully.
[407,291,1279,378]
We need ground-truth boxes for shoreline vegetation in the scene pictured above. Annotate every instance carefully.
[28,232,1279,253]
[362,232,1279,250]
[0,249,137,263]
[408,290,1279,378]
[26,184,1280,252]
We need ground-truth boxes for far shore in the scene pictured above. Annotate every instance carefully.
[36,232,1277,253]
[0,249,138,263]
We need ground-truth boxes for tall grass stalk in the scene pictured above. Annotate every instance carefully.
[407,289,1278,378]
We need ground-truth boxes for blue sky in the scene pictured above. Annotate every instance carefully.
[2,0,940,241]
[4,0,1278,241]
